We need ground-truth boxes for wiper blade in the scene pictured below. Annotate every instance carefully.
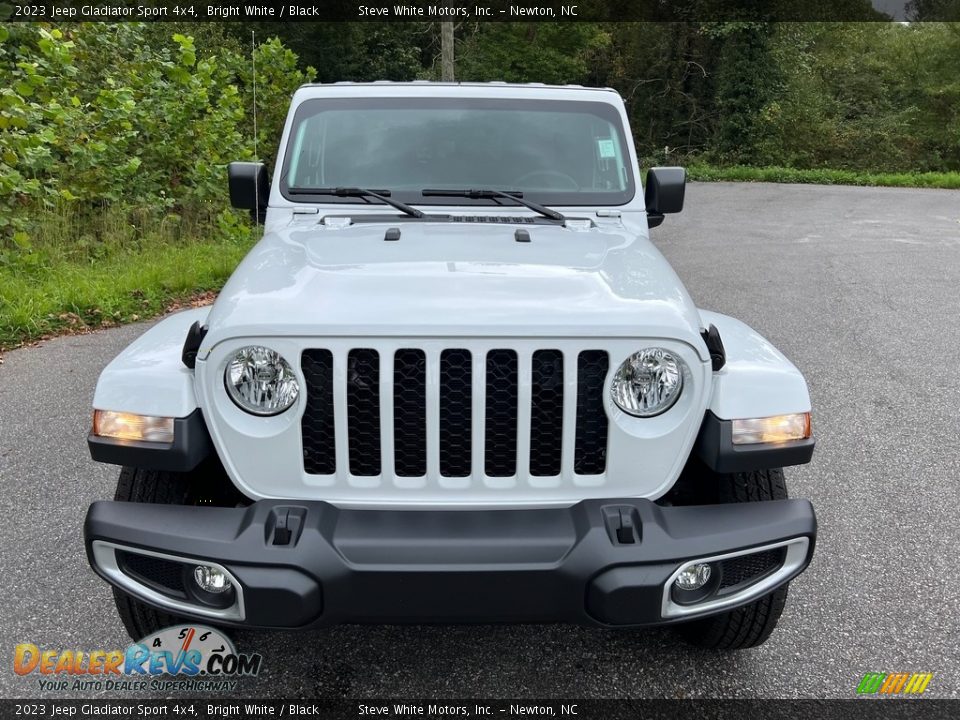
[288,187,425,218]
[421,188,565,222]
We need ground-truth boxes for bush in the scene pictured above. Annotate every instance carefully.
[0,23,314,244]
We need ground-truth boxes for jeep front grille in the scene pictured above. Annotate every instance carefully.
[300,347,609,482]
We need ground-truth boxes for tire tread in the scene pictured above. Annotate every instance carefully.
[674,467,791,650]
[111,466,194,639]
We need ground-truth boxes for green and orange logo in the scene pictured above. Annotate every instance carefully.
[857,672,933,695]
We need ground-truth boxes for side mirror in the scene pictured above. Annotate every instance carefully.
[228,161,269,223]
[644,166,686,229]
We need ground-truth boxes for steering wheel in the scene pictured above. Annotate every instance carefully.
[511,170,580,191]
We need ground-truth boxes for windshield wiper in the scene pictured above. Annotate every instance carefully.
[421,188,566,222]
[287,187,425,218]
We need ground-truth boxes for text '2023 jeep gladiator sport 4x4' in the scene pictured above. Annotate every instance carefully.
[84,83,816,650]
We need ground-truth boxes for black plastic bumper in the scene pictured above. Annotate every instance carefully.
[85,497,816,629]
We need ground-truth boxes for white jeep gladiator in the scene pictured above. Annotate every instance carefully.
[84,83,816,650]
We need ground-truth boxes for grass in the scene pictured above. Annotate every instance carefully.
[686,164,960,189]
[0,205,255,350]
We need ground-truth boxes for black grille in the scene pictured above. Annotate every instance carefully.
[719,548,786,589]
[485,350,518,477]
[117,551,185,595]
[300,346,610,480]
[574,351,609,475]
[347,349,381,476]
[394,349,427,476]
[530,350,564,476]
[301,349,336,475]
[439,349,473,477]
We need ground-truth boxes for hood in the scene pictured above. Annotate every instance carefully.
[203,220,707,354]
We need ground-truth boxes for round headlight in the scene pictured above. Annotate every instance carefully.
[611,348,685,417]
[224,346,300,416]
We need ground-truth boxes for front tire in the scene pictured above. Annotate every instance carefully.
[673,468,791,650]
[111,462,243,640]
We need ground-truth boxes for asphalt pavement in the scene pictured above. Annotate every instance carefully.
[1,182,958,699]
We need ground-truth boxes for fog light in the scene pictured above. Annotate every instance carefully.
[193,565,232,594]
[675,562,712,591]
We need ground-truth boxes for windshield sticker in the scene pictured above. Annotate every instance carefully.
[597,138,616,158]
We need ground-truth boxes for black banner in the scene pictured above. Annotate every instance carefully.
[1,700,959,720]
[4,0,958,23]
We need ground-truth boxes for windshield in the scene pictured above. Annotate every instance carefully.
[280,97,635,207]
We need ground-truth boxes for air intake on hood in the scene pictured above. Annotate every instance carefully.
[449,216,537,224]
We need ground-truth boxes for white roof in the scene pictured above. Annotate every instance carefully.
[293,81,621,101]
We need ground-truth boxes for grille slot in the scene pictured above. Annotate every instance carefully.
[117,551,186,596]
[347,349,381,476]
[301,349,336,475]
[485,350,518,477]
[574,350,609,475]
[530,350,564,476]
[439,349,473,477]
[394,349,427,477]
[719,548,787,589]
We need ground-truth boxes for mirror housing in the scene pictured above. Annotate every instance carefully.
[228,161,269,223]
[644,167,686,228]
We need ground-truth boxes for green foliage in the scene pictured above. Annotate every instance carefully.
[0,23,312,347]
[598,22,960,173]
[0,23,313,243]
[448,23,611,84]
[745,23,960,171]
[687,164,960,187]
[219,22,424,82]
[711,24,782,163]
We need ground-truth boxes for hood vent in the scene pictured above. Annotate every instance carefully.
[448,216,538,224]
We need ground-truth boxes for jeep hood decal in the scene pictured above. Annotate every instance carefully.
[203,222,708,355]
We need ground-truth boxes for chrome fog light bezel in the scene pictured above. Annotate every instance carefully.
[90,541,245,622]
[661,537,810,619]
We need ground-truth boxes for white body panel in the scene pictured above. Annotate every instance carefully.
[196,335,710,508]
[699,311,812,419]
[199,221,710,349]
[92,308,208,418]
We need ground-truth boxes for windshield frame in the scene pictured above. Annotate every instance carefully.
[278,96,636,208]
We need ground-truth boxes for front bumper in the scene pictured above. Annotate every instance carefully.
[85,497,816,629]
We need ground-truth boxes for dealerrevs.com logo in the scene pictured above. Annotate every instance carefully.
[14,625,261,692]
[857,672,934,696]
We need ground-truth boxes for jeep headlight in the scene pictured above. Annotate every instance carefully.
[224,346,300,416]
[611,348,685,417]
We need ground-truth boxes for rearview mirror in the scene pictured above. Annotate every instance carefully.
[644,167,686,228]
[228,161,269,223]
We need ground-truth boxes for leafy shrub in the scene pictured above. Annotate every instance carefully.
[0,23,314,244]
